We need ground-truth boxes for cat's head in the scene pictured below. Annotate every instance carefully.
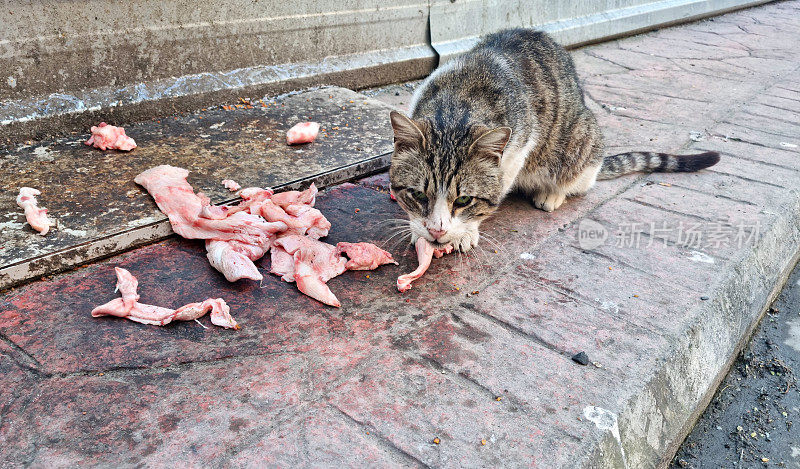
[388,110,511,252]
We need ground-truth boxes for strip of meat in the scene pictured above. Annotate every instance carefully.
[269,244,296,282]
[269,184,318,207]
[85,122,137,151]
[206,240,264,282]
[172,298,239,329]
[336,242,398,270]
[91,268,239,329]
[271,235,347,307]
[222,179,241,192]
[113,267,140,310]
[238,184,317,211]
[204,215,287,282]
[286,122,320,145]
[239,186,274,204]
[249,199,330,239]
[397,238,453,293]
[135,165,275,243]
[16,187,52,235]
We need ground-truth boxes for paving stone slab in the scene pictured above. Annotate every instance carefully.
[0,87,396,290]
[0,352,404,467]
[326,352,594,468]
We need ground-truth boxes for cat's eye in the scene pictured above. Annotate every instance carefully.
[454,195,473,207]
[410,190,428,202]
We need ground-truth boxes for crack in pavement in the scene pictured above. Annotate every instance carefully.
[329,402,431,468]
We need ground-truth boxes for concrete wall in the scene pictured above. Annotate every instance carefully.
[0,0,771,142]
[0,1,432,101]
[431,0,773,61]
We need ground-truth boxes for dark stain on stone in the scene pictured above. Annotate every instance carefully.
[140,442,159,457]
[158,413,180,433]
[229,417,249,432]
[451,313,490,343]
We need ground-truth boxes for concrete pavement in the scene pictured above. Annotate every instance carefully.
[2,1,800,467]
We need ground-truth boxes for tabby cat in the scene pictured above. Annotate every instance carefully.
[389,28,719,252]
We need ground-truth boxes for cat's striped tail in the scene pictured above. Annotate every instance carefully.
[597,151,720,180]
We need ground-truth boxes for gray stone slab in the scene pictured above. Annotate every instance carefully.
[0,87,395,289]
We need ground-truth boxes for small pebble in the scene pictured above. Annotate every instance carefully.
[572,352,590,366]
[700,296,709,301]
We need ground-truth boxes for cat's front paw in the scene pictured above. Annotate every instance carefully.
[533,191,566,212]
[453,230,480,252]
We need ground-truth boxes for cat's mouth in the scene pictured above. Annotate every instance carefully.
[428,239,452,250]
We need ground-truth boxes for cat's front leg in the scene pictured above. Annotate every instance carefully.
[532,191,566,212]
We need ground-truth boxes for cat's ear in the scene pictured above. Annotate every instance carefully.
[468,126,512,163]
[390,110,427,152]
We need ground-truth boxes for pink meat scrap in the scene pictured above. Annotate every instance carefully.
[16,187,51,235]
[222,179,241,192]
[286,122,320,145]
[85,122,137,151]
[337,242,398,270]
[91,267,239,329]
[248,199,330,239]
[397,238,453,292]
[271,235,348,307]
[270,236,396,307]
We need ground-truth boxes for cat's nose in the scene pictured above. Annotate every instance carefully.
[427,228,447,240]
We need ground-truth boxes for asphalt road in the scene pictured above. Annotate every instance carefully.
[671,261,800,468]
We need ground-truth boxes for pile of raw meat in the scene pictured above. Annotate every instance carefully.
[135,165,397,307]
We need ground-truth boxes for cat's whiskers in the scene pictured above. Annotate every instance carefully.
[478,232,503,252]
[381,227,412,248]
[383,225,411,236]
[474,246,498,286]
[455,247,465,273]
[387,232,413,255]
[376,218,411,228]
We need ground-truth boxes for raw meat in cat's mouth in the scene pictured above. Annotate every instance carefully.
[397,238,453,292]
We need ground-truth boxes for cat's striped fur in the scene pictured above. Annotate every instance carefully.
[389,28,719,252]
